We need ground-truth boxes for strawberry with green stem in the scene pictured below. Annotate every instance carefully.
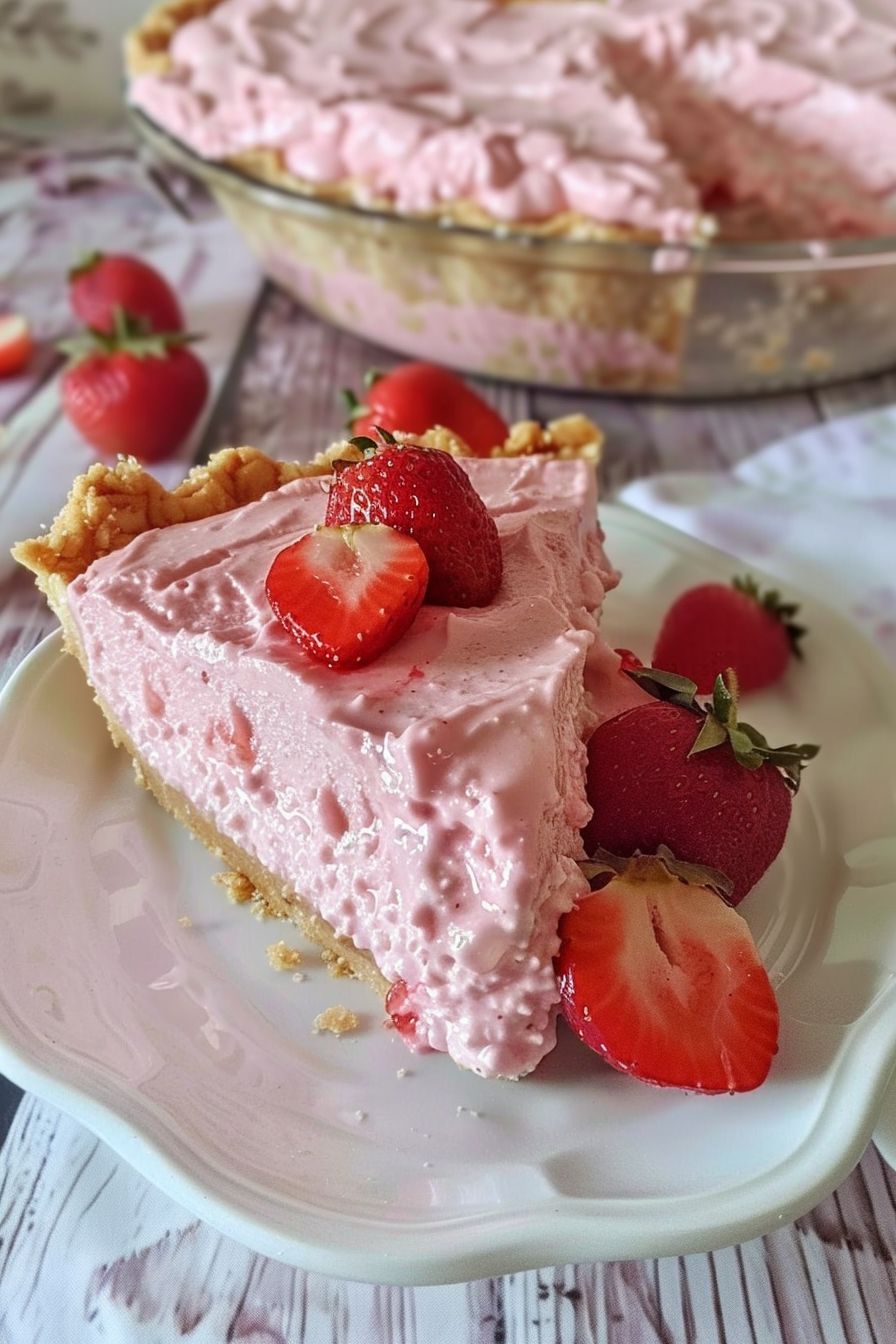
[582,667,818,905]
[69,252,184,336]
[326,429,503,606]
[59,309,208,463]
[652,575,806,694]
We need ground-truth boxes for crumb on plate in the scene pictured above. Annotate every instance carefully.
[213,869,256,905]
[313,1005,359,1036]
[266,939,303,971]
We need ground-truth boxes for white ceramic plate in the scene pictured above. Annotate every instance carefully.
[2,506,896,1286]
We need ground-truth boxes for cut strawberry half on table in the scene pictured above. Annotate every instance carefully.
[265,523,429,668]
[0,313,34,377]
[556,848,780,1093]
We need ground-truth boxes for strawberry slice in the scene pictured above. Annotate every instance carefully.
[265,523,429,668]
[556,848,779,1093]
[385,978,422,1045]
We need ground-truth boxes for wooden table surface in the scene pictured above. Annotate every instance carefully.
[1,124,896,1343]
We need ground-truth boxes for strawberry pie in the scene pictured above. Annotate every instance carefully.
[122,1,896,397]
[14,419,649,1080]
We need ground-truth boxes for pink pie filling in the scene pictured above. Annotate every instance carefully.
[129,0,896,242]
[68,456,642,1078]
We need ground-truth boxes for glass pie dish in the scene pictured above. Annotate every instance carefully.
[132,108,896,400]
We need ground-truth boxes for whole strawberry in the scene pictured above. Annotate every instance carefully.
[325,436,503,606]
[60,312,208,463]
[582,669,818,905]
[344,362,509,457]
[556,847,779,1093]
[69,252,184,335]
[652,575,805,695]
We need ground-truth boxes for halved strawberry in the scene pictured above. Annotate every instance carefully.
[265,523,429,668]
[0,313,33,377]
[556,848,779,1093]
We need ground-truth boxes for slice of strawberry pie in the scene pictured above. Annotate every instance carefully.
[13,421,642,1078]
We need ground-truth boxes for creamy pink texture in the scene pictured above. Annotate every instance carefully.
[129,0,896,241]
[67,456,641,1079]
[260,247,680,384]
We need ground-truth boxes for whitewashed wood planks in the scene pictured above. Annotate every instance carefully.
[3,1094,896,1342]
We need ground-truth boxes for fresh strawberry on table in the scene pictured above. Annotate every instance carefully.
[582,668,818,905]
[652,575,805,695]
[326,433,503,606]
[266,524,429,668]
[556,847,780,1093]
[68,251,184,335]
[0,313,33,376]
[344,362,509,457]
[60,312,208,463]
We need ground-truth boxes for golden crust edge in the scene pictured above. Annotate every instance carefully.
[11,418,603,587]
[125,0,224,77]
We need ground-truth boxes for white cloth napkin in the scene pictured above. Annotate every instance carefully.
[619,403,896,672]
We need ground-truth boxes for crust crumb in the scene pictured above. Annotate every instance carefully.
[250,894,278,920]
[11,445,325,586]
[266,939,303,971]
[313,1005,359,1036]
[501,414,604,461]
[213,869,256,904]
